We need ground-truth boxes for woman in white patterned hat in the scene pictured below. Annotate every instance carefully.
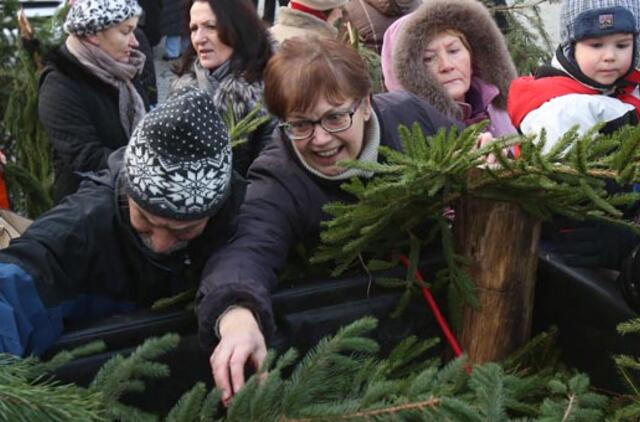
[38,0,149,202]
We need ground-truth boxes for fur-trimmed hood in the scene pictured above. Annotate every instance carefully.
[392,0,516,119]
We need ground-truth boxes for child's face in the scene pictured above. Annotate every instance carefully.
[574,33,634,85]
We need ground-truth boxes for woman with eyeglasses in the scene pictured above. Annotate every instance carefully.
[196,36,461,405]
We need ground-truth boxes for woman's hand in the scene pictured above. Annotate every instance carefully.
[210,307,266,406]
[475,132,497,165]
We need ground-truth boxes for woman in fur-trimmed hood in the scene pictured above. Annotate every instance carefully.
[386,0,517,136]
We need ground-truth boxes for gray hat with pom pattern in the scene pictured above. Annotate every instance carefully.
[64,0,142,36]
[124,87,232,221]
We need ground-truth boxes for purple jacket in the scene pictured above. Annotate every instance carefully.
[462,77,517,137]
[380,2,516,137]
[196,91,462,349]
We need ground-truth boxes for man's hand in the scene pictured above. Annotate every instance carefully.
[210,307,266,406]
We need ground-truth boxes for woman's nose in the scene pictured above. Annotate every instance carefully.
[193,28,206,44]
[311,123,333,144]
[438,54,453,72]
[130,32,139,48]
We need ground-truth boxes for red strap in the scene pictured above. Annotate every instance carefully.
[398,255,464,358]
[0,172,10,210]
[289,2,328,21]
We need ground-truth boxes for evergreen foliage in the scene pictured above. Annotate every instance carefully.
[222,102,271,148]
[343,22,384,94]
[0,0,66,217]
[609,318,640,421]
[485,0,559,75]
[0,334,182,421]
[207,317,610,421]
[313,124,640,324]
[4,319,637,420]
[90,333,180,421]
[0,341,106,421]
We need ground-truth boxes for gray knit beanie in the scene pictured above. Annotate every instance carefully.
[124,87,232,221]
[560,0,640,62]
[64,0,142,36]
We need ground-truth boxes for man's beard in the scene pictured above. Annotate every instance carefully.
[139,233,189,255]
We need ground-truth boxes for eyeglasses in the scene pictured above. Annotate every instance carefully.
[279,99,363,141]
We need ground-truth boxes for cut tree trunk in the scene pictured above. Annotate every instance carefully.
[453,195,541,364]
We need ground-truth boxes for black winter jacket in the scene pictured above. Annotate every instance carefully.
[38,45,149,203]
[196,91,462,349]
[0,149,244,356]
[161,0,188,37]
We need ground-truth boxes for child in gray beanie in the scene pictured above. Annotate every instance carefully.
[508,0,640,151]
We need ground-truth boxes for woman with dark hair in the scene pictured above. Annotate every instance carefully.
[172,0,275,176]
[197,36,461,404]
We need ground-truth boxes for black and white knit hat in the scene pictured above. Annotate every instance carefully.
[64,0,142,36]
[124,87,232,221]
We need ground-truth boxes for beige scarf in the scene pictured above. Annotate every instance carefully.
[66,34,146,138]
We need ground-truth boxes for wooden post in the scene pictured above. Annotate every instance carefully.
[453,196,541,364]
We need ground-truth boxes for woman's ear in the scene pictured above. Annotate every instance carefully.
[362,96,372,122]
[85,34,100,47]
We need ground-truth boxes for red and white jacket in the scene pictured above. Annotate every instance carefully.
[508,56,640,152]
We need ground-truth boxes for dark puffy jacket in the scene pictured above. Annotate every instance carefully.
[0,149,245,356]
[196,91,462,350]
[38,45,150,203]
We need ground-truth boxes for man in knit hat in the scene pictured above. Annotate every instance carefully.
[508,0,640,150]
[270,0,349,44]
[0,88,246,357]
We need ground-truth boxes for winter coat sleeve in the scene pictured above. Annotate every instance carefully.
[0,263,63,356]
[519,94,638,153]
[38,71,114,174]
[196,148,315,350]
[0,182,132,356]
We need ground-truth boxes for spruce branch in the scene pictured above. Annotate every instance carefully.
[278,398,442,421]
[222,102,271,148]
[0,343,107,421]
[610,319,640,419]
[313,123,640,328]
[217,318,610,420]
[89,333,179,420]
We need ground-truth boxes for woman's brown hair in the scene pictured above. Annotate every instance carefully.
[264,36,372,119]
